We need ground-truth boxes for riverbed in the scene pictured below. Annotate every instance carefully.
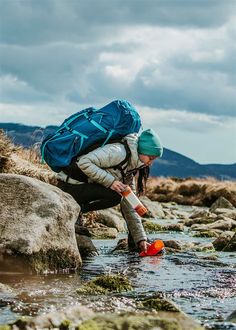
[0,212,236,330]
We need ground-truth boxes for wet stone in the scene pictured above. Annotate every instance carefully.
[141,297,181,312]
[162,223,184,232]
[76,274,133,295]
[212,232,235,251]
[163,240,182,251]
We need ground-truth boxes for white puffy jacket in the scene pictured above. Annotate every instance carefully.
[58,134,147,244]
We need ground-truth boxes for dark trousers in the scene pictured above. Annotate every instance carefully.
[57,181,121,213]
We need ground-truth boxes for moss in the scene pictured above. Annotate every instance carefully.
[77,274,133,295]
[193,231,217,238]
[27,249,79,273]
[59,319,71,330]
[143,221,163,233]
[142,298,180,312]
[76,314,181,330]
[0,326,11,330]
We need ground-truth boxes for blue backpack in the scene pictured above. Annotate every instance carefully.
[41,100,141,172]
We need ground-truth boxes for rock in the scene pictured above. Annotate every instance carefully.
[75,234,98,258]
[0,174,81,273]
[210,196,234,212]
[163,240,182,250]
[140,196,165,218]
[189,209,211,219]
[199,254,218,261]
[223,232,236,252]
[190,217,236,232]
[190,224,208,231]
[141,297,181,312]
[162,223,184,232]
[191,242,215,252]
[172,210,189,220]
[207,218,236,231]
[226,309,236,322]
[7,308,205,330]
[75,225,91,237]
[213,208,236,220]
[88,226,118,239]
[0,283,13,294]
[162,208,176,219]
[193,231,219,238]
[78,311,204,330]
[112,238,128,252]
[184,214,217,226]
[95,208,125,232]
[18,305,94,330]
[212,231,235,251]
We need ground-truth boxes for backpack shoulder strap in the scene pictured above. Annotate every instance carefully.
[111,140,132,183]
[111,140,131,169]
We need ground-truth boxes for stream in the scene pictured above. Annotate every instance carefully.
[0,210,236,330]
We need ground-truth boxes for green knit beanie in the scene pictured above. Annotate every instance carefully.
[138,129,163,157]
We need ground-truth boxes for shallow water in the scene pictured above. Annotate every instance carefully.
[0,218,236,329]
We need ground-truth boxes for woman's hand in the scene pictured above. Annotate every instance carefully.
[110,180,127,194]
[138,240,150,253]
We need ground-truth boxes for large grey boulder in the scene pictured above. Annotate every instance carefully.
[6,304,204,330]
[0,174,82,273]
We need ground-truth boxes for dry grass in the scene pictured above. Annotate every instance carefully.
[147,177,236,207]
[0,130,57,185]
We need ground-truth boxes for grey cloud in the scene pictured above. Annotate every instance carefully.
[1,0,236,45]
[1,37,235,117]
[0,42,101,96]
[1,0,235,118]
[0,75,51,104]
[66,50,236,117]
[129,61,236,117]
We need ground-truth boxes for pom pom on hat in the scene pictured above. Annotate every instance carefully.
[138,129,163,157]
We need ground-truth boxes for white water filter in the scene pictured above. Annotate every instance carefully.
[121,186,147,216]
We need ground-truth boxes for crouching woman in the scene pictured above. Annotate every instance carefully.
[57,128,163,253]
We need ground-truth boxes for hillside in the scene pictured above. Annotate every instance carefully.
[0,122,235,180]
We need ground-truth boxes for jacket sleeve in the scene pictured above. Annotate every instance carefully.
[120,177,147,244]
[76,143,126,188]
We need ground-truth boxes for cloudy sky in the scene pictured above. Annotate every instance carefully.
[0,0,236,164]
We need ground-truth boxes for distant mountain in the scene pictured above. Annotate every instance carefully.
[1,122,235,180]
[152,148,236,180]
